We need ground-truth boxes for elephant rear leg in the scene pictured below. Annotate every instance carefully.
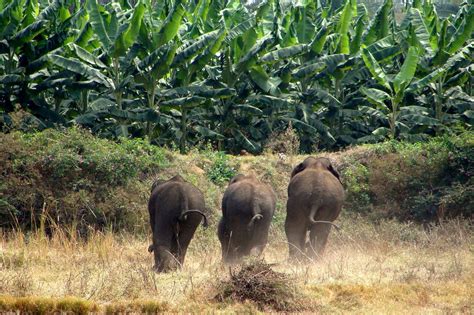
[218,220,233,263]
[285,215,307,261]
[250,220,270,257]
[308,223,332,259]
[176,223,199,267]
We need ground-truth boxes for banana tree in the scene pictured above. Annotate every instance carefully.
[48,0,146,137]
[399,1,473,134]
[360,45,433,140]
[408,43,474,130]
[0,0,82,125]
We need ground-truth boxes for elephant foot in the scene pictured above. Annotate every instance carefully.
[250,245,265,257]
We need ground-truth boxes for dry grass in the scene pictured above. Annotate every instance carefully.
[0,217,472,313]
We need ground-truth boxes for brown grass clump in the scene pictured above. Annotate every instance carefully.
[0,296,99,315]
[214,261,307,312]
[104,300,169,314]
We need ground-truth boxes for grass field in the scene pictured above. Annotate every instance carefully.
[1,130,472,313]
[1,216,472,313]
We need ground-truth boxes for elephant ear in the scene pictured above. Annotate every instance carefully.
[290,163,305,178]
[170,175,185,182]
[328,163,342,185]
[229,174,246,185]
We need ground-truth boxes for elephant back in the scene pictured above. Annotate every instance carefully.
[150,180,205,218]
[223,178,275,216]
[288,168,344,202]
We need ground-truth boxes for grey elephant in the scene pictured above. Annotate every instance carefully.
[285,157,344,260]
[218,174,276,263]
[148,175,208,272]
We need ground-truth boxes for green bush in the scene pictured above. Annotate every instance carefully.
[18,128,168,187]
[342,163,372,214]
[0,128,471,235]
[0,128,168,234]
[206,152,237,185]
[342,132,473,221]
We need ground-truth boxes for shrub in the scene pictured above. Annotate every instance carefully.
[0,128,168,234]
[336,132,473,222]
[342,163,372,214]
[353,132,473,221]
[205,152,237,185]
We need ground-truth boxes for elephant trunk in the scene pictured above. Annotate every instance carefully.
[179,210,209,227]
[247,214,263,231]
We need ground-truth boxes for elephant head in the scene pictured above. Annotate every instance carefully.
[151,175,185,192]
[290,157,342,185]
[228,174,255,185]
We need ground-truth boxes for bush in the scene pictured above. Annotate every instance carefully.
[205,152,237,185]
[341,132,474,221]
[0,128,168,234]
[342,163,372,214]
[0,128,471,235]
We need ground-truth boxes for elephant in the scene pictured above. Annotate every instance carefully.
[285,157,344,260]
[218,174,276,263]
[148,175,208,272]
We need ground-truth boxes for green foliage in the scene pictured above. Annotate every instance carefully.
[19,127,167,186]
[0,128,168,233]
[0,0,471,153]
[342,132,474,221]
[342,163,372,214]
[0,129,472,234]
[205,152,237,185]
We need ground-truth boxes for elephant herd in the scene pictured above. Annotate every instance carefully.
[148,157,345,272]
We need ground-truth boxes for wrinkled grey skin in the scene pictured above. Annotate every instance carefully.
[218,174,276,263]
[148,175,208,272]
[285,157,344,260]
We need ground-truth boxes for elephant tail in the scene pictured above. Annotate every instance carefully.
[179,210,209,228]
[248,213,263,231]
[308,206,341,231]
[247,186,264,231]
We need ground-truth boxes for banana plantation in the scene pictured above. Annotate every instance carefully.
[0,0,472,153]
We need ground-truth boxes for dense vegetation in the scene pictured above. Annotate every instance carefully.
[1,128,471,233]
[0,0,472,153]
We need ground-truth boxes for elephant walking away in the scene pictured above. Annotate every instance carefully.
[285,157,344,260]
[218,174,276,263]
[148,175,208,272]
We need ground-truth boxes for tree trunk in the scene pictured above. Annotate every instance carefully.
[114,58,128,137]
[179,106,187,154]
